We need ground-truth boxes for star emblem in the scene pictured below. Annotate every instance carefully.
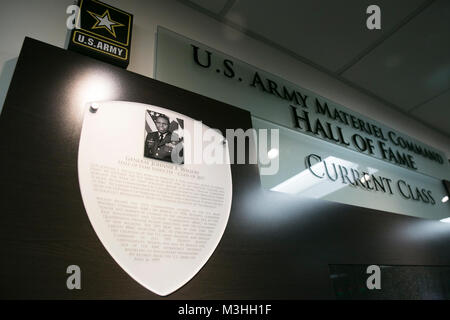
[87,9,124,38]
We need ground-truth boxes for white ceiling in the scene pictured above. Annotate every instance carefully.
[179,0,450,137]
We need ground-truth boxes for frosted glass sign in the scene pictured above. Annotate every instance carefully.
[253,117,450,220]
[155,27,450,180]
[78,101,233,296]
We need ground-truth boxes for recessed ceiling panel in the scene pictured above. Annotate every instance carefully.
[342,0,450,111]
[225,0,425,71]
[187,0,228,14]
[411,90,450,136]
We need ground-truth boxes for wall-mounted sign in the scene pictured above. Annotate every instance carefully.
[154,27,450,181]
[253,117,449,220]
[78,101,232,295]
[154,27,449,219]
[68,0,133,68]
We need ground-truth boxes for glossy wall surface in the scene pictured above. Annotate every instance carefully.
[0,38,449,299]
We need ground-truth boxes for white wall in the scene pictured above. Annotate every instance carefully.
[1,0,449,157]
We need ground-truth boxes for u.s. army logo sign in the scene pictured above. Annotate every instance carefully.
[68,0,133,68]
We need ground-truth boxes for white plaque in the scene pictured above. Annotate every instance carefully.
[78,101,233,296]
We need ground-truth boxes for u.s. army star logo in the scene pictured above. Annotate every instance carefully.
[87,9,124,38]
[68,0,133,68]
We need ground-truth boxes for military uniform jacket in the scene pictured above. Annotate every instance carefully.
[144,131,174,161]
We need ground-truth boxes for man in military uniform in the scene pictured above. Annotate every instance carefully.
[144,115,175,162]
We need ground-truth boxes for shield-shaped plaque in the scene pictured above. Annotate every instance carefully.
[78,101,232,296]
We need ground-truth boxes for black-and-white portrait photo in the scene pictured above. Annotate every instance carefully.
[144,109,184,164]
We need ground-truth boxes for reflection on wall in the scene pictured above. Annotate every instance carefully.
[253,116,450,220]
[271,156,378,198]
[329,264,450,300]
